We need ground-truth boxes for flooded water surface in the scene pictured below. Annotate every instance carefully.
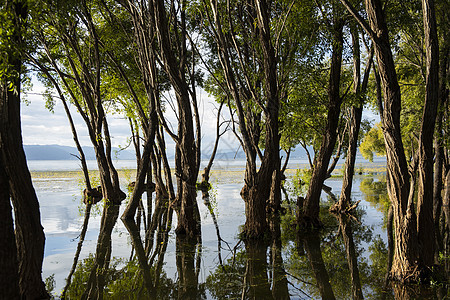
[31,160,447,299]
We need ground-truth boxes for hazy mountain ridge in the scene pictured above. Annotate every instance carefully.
[24,144,313,161]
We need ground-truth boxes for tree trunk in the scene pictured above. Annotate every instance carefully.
[331,29,373,213]
[152,0,200,237]
[300,19,344,228]
[0,158,20,299]
[0,3,49,298]
[345,0,420,281]
[416,0,439,269]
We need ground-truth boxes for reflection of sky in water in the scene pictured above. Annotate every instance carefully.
[34,161,387,297]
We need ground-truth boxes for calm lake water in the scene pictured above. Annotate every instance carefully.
[29,159,447,299]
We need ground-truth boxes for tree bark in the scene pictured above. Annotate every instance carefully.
[341,0,421,281]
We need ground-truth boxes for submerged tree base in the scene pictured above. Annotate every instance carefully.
[296,216,324,231]
[329,200,361,214]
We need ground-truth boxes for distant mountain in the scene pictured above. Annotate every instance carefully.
[24,144,313,161]
[24,144,136,160]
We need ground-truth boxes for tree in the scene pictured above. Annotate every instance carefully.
[331,28,374,213]
[340,0,440,281]
[150,0,202,236]
[0,1,49,298]
[298,0,346,228]
[203,0,306,238]
[30,0,127,205]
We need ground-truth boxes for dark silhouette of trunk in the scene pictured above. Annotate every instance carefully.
[299,18,344,229]
[123,119,157,218]
[331,30,374,213]
[0,2,49,298]
[0,158,20,299]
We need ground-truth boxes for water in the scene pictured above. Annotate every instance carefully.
[30,160,447,299]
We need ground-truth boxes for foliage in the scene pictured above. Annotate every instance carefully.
[360,123,386,162]
[45,274,56,297]
[291,168,312,197]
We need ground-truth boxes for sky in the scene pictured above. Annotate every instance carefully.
[21,78,240,155]
[21,78,379,159]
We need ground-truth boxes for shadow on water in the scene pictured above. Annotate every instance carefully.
[58,174,449,299]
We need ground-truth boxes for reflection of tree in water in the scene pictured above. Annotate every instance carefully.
[282,196,393,299]
[81,203,121,299]
[175,235,206,299]
[205,216,290,300]
[64,202,179,299]
[359,175,389,217]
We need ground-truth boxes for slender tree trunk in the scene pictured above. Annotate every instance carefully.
[300,20,344,228]
[332,35,374,213]
[416,0,440,269]
[201,101,226,185]
[341,0,422,281]
[152,0,200,237]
